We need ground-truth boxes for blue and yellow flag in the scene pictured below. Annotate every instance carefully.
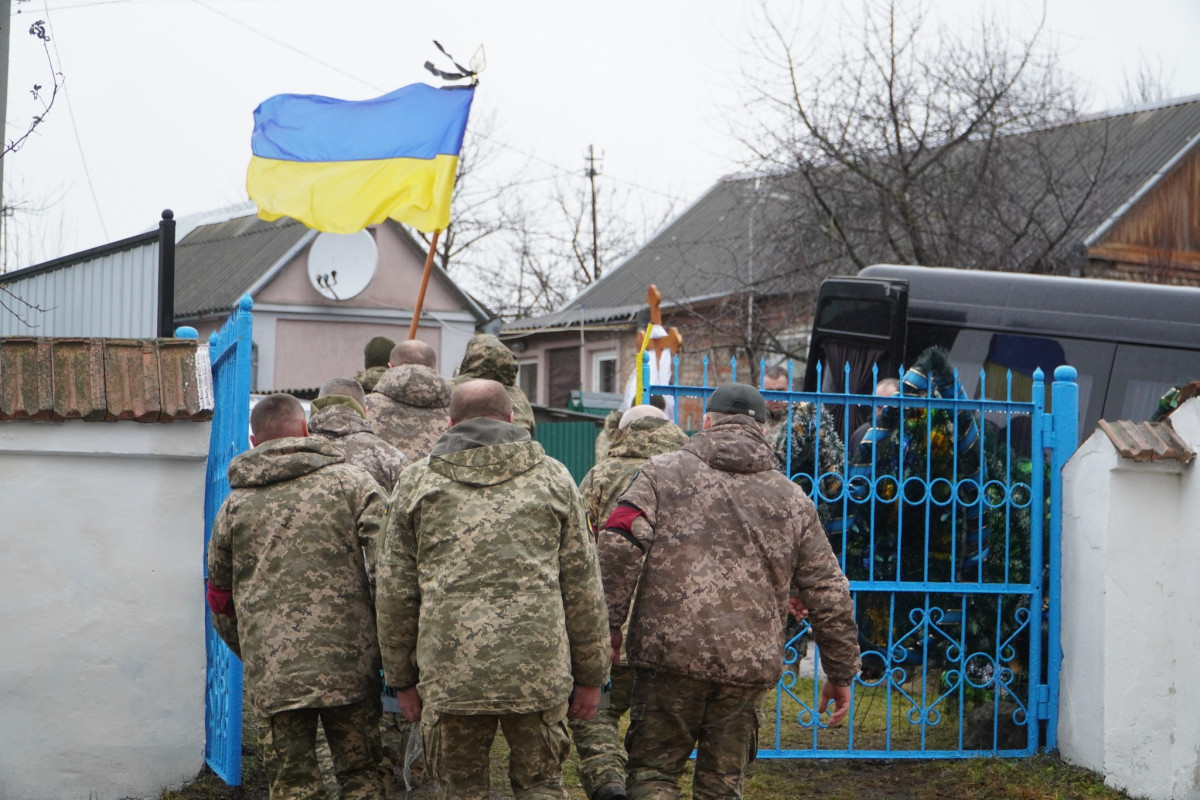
[246,83,475,233]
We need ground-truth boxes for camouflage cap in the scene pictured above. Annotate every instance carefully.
[707,382,767,420]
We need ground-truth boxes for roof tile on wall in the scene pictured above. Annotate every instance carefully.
[51,338,107,421]
[0,338,54,421]
[1097,419,1195,464]
[103,339,161,422]
[0,337,213,423]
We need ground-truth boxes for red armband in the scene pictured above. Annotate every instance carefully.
[205,581,236,619]
[603,504,644,535]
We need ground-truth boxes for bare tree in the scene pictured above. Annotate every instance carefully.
[412,110,532,277]
[457,161,675,320]
[1,18,63,165]
[740,0,1107,279]
[1119,55,1175,107]
[1,16,65,330]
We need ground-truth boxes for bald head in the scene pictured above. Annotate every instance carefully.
[449,379,513,425]
[389,339,437,369]
[619,404,667,430]
[319,377,366,407]
[250,393,307,445]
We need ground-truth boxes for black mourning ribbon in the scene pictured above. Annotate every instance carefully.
[424,40,476,83]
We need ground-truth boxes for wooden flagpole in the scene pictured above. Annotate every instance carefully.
[408,229,441,340]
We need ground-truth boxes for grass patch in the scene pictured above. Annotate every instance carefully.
[165,699,1133,800]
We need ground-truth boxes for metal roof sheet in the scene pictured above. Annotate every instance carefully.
[173,215,310,318]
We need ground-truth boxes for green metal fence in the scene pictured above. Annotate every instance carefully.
[536,421,600,483]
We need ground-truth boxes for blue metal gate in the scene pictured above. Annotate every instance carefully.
[646,353,1078,758]
[203,295,254,784]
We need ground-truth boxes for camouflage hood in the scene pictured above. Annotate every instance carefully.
[228,436,344,488]
[373,364,451,409]
[428,417,542,487]
[683,415,774,474]
[607,417,689,460]
[308,400,373,439]
[354,364,388,393]
[452,334,519,386]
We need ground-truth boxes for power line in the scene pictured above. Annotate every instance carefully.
[41,0,109,239]
[183,0,687,203]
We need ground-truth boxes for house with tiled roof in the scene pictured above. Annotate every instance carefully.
[502,95,1200,429]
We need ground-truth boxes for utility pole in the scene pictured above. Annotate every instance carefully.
[585,144,600,281]
[0,0,13,261]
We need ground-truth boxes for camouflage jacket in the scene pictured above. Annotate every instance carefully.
[592,410,624,464]
[600,415,860,687]
[376,417,609,715]
[207,436,387,715]
[308,396,410,492]
[579,417,689,531]
[367,364,451,463]
[355,364,388,394]
[450,334,536,437]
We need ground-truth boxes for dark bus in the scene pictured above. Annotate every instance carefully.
[802,264,1200,440]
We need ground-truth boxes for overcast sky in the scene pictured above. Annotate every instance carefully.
[3,0,1200,272]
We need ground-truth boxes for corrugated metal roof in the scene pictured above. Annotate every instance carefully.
[0,232,162,337]
[553,96,1200,314]
[174,215,310,318]
[1097,419,1194,463]
[501,303,643,334]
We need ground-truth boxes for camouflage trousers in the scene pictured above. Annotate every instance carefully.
[569,663,634,798]
[625,669,766,800]
[257,696,386,800]
[379,710,426,792]
[421,702,571,800]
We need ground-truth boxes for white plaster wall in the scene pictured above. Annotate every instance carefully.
[0,421,210,800]
[1059,431,1116,771]
[1167,401,1200,800]
[1060,399,1200,800]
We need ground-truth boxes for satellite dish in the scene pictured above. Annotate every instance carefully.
[307,231,378,301]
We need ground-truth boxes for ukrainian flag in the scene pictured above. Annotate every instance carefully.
[246,83,475,234]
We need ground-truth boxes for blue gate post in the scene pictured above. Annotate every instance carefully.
[1044,365,1078,749]
[202,295,254,785]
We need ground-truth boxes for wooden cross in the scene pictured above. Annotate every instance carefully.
[646,285,683,355]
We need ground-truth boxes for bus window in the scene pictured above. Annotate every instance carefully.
[1105,345,1200,423]
[907,324,1108,444]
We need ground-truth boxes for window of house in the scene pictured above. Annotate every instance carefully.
[517,360,539,404]
[593,351,619,394]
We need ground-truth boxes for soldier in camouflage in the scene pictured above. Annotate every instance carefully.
[355,336,395,394]
[574,405,689,800]
[367,340,452,463]
[308,377,410,492]
[593,409,624,464]
[206,393,388,800]
[451,333,537,437]
[600,383,861,800]
[376,379,610,800]
[308,376,415,791]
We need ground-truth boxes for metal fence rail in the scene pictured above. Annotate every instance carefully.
[203,295,253,785]
[644,352,1077,758]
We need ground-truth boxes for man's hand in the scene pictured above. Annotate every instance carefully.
[818,680,852,726]
[787,595,808,620]
[397,686,423,723]
[567,684,601,721]
[610,631,622,666]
